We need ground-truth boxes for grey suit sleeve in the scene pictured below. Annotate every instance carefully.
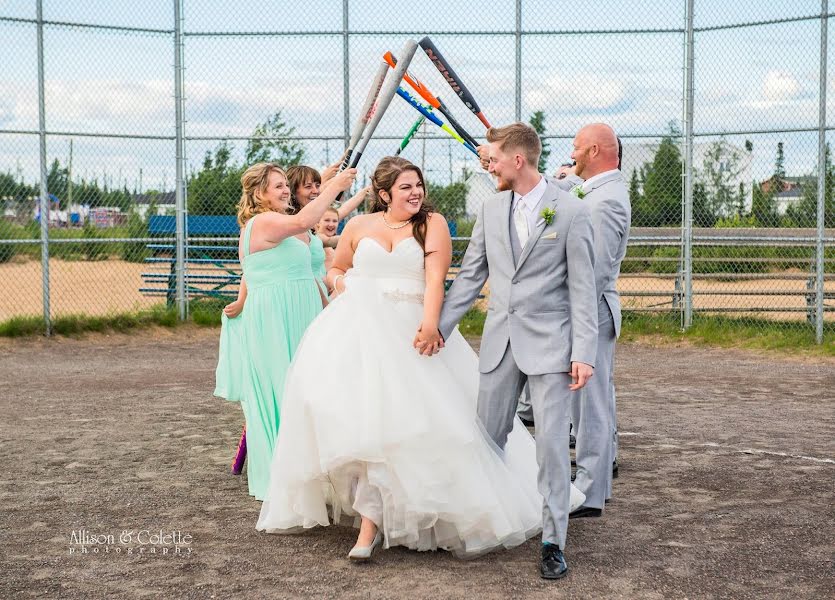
[591,196,630,299]
[565,205,598,366]
[439,199,489,340]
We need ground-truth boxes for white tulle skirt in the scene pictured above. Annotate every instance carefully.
[256,274,584,557]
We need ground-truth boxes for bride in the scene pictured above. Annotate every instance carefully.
[256,157,584,560]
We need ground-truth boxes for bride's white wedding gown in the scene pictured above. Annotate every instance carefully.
[256,236,585,557]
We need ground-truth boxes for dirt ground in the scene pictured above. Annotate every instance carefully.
[1,328,833,599]
[3,258,833,322]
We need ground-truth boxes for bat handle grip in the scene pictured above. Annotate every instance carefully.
[338,149,353,172]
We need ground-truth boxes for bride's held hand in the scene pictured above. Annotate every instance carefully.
[413,324,444,357]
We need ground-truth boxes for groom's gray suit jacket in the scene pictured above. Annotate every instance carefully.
[440,178,598,374]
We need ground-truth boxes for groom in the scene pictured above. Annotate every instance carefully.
[424,122,598,579]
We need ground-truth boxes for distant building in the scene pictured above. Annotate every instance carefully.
[620,140,754,215]
[464,171,497,219]
[133,191,176,219]
[759,176,814,214]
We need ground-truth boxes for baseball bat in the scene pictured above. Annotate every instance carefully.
[341,60,389,170]
[419,36,491,129]
[395,115,425,156]
[384,51,479,149]
[335,39,419,202]
[395,87,478,156]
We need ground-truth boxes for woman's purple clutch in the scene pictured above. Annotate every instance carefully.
[231,425,247,475]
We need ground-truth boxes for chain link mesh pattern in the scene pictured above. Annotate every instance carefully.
[0,2,832,337]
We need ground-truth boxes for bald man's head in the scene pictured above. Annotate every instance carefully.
[571,123,620,179]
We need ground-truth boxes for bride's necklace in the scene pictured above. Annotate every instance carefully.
[382,211,411,230]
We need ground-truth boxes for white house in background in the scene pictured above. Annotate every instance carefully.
[464,171,497,219]
[133,191,176,219]
[619,140,754,214]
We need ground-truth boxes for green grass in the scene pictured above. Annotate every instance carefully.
[0,305,179,337]
[3,303,834,357]
[620,312,835,356]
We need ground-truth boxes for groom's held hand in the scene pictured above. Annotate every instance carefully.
[569,362,594,391]
[413,325,444,357]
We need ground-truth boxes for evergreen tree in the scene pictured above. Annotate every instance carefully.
[642,124,683,226]
[245,111,307,167]
[528,111,550,173]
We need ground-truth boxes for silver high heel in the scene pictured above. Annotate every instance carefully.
[348,530,383,561]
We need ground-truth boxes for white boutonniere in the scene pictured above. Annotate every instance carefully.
[539,207,555,226]
[572,186,586,199]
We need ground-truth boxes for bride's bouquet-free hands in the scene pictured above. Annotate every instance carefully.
[413,323,444,357]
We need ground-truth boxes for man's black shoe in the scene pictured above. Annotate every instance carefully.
[612,459,619,479]
[569,506,603,519]
[540,543,568,580]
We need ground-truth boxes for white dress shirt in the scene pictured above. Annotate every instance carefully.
[512,175,548,233]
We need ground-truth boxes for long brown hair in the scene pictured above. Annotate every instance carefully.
[370,157,433,252]
[236,162,286,227]
[285,165,321,215]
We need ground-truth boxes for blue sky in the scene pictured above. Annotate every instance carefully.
[0,0,832,193]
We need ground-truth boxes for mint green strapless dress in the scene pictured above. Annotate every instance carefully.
[215,215,322,500]
[308,231,328,298]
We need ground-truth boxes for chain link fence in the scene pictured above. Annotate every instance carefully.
[1,1,832,340]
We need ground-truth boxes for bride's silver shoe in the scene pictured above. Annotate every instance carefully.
[348,530,383,561]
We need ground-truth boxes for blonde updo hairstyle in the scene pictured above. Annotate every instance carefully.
[236,162,287,227]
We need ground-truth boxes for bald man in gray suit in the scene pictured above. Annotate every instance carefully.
[567,124,631,517]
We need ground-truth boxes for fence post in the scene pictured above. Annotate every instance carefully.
[36,0,51,336]
[816,0,828,344]
[173,0,187,320]
[343,0,350,148]
[515,0,522,122]
[682,0,695,330]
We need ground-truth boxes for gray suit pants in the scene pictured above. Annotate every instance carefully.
[571,302,616,509]
[478,342,573,549]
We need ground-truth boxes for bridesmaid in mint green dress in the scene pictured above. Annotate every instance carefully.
[286,164,371,296]
[215,162,356,500]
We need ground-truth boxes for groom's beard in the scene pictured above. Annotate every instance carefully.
[494,174,512,192]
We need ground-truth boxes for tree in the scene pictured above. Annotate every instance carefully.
[785,143,834,228]
[187,142,245,216]
[628,168,646,225]
[427,180,468,223]
[245,111,307,167]
[751,181,779,227]
[699,138,745,220]
[641,124,683,226]
[528,111,550,173]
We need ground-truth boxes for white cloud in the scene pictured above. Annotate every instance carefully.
[525,74,630,114]
[762,70,801,101]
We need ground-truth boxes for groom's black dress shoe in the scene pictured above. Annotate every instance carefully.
[612,459,619,479]
[569,506,603,519]
[540,544,568,580]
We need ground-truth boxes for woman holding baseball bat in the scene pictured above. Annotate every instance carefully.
[214,162,356,501]
[286,162,371,295]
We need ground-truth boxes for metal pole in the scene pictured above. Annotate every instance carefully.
[682,0,695,330]
[515,0,522,122]
[816,0,828,344]
[36,0,51,335]
[173,0,187,320]
[343,0,350,148]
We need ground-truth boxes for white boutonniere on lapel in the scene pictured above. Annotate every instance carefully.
[539,207,556,226]
[572,186,586,199]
